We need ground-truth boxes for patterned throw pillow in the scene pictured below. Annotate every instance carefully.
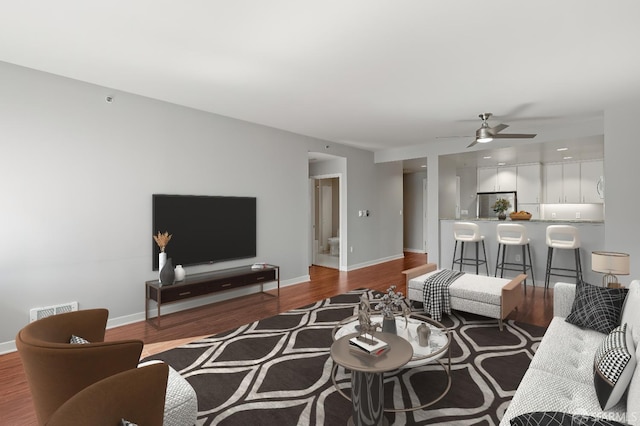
[594,323,637,410]
[565,282,628,334]
[510,411,628,426]
[120,419,138,426]
[69,334,90,344]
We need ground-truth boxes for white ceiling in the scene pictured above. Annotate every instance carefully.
[1,1,638,162]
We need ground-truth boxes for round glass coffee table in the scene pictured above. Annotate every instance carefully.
[332,313,452,411]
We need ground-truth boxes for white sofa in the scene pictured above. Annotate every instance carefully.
[500,281,640,425]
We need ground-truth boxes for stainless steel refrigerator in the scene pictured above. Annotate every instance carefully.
[476,191,517,218]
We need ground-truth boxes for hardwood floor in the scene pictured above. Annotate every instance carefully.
[0,253,553,425]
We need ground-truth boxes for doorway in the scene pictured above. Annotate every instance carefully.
[311,177,340,269]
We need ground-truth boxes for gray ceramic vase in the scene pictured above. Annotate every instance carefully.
[159,257,175,286]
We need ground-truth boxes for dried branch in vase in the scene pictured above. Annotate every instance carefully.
[153,231,172,253]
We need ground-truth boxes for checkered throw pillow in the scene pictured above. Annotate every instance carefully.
[69,334,90,344]
[594,323,637,410]
[565,281,628,334]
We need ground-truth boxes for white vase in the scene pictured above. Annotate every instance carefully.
[159,252,167,279]
[175,264,186,281]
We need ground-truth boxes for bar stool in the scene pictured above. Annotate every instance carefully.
[544,225,583,291]
[451,222,489,275]
[495,223,535,290]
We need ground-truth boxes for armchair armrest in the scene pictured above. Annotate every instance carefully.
[402,263,437,287]
[553,282,576,318]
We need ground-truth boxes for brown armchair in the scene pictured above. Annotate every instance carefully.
[46,362,168,426]
[16,308,144,425]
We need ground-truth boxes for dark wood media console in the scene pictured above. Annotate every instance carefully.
[145,264,279,326]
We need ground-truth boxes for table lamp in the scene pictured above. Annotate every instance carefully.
[591,251,630,288]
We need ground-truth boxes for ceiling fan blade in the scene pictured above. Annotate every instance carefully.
[490,123,509,134]
[492,133,537,139]
[467,139,479,148]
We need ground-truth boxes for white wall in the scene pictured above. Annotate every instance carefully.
[0,62,403,349]
[375,161,404,265]
[604,101,640,281]
[457,167,478,218]
[403,172,426,252]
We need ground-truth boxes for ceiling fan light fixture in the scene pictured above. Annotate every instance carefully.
[476,128,493,143]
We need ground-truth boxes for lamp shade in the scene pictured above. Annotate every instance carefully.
[591,251,630,275]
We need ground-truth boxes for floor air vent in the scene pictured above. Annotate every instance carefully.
[29,301,79,322]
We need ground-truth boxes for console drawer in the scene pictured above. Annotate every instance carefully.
[245,269,277,285]
[208,276,245,292]
[160,283,209,303]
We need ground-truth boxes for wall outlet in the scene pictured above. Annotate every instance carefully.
[551,212,557,218]
[515,254,521,262]
[350,246,354,253]
[461,210,468,215]
[576,212,581,219]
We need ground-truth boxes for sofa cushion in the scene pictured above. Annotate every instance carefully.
[528,317,605,385]
[566,282,628,334]
[510,411,628,426]
[408,269,508,306]
[594,323,637,410]
[499,368,627,426]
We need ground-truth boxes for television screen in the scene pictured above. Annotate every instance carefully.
[152,194,257,270]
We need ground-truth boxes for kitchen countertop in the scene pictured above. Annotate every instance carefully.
[440,218,604,223]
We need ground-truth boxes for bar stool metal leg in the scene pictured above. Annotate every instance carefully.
[481,240,489,276]
[574,248,583,283]
[526,243,535,285]
[545,247,553,292]
[452,240,458,270]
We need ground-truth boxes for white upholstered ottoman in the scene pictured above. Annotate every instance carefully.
[402,263,526,330]
[139,360,198,426]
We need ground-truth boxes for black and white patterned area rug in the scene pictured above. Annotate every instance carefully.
[144,289,546,425]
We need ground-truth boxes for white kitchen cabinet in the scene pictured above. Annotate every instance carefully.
[544,162,580,203]
[516,164,542,204]
[477,166,516,192]
[477,167,496,192]
[497,167,517,191]
[580,160,604,203]
[545,164,563,203]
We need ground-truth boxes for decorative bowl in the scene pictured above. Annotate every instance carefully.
[509,211,532,221]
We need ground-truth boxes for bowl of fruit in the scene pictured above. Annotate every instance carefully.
[509,211,532,221]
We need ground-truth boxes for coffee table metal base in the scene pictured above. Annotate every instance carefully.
[331,357,451,414]
[349,370,387,426]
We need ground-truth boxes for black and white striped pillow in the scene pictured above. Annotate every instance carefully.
[594,323,636,410]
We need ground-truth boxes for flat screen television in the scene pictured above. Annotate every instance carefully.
[152,194,257,270]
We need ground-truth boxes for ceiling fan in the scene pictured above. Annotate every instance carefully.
[467,113,537,148]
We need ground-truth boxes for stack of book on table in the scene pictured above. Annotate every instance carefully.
[349,334,389,356]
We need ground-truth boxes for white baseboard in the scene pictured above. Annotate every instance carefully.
[1,274,309,355]
[403,248,426,254]
[346,253,405,271]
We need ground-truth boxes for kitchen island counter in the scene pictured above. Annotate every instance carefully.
[440,218,604,223]
[440,219,605,287]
